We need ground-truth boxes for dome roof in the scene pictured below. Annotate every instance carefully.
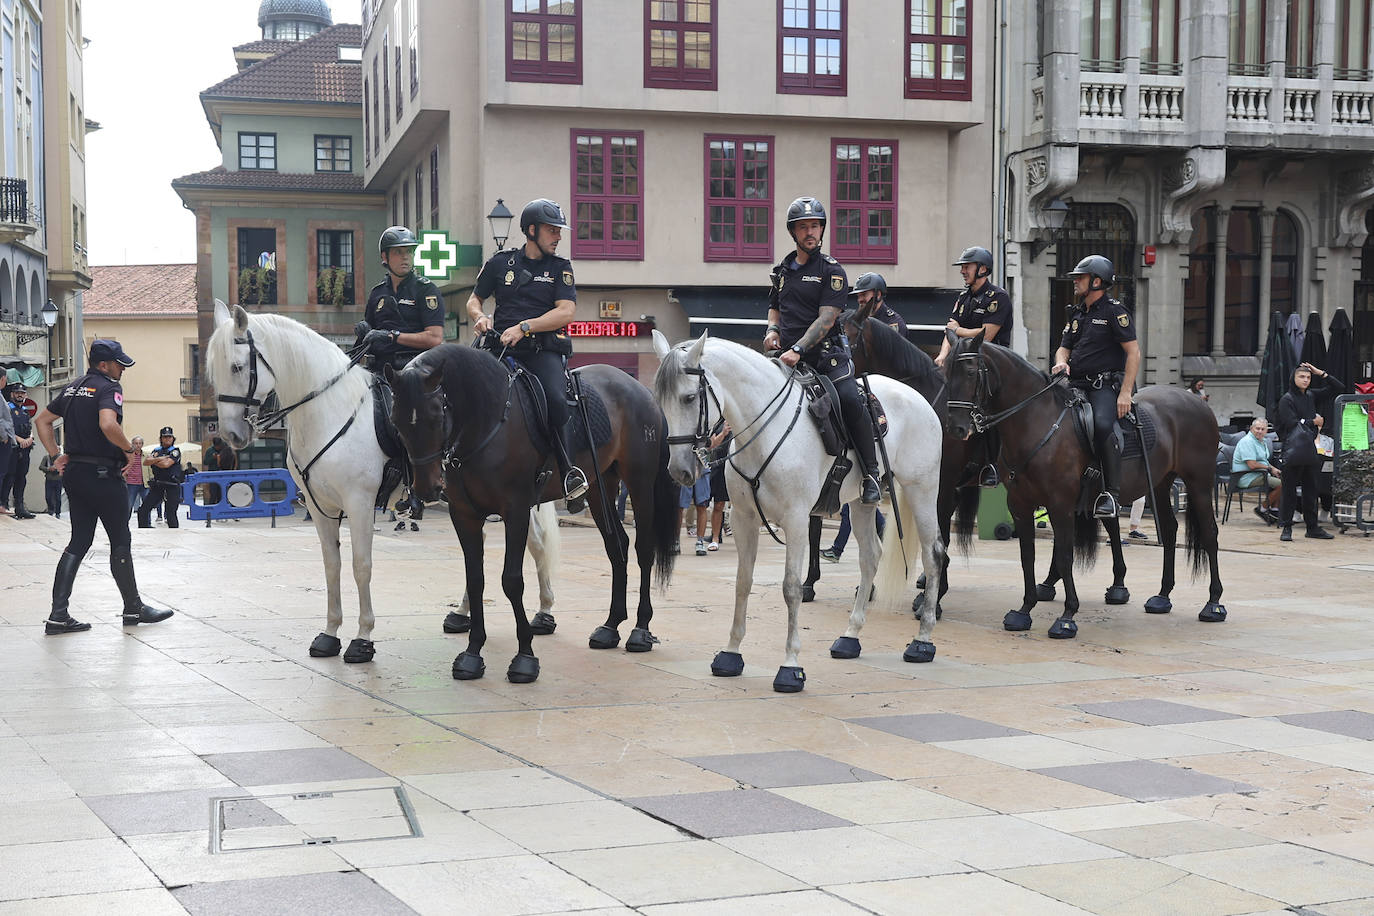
[257,0,333,28]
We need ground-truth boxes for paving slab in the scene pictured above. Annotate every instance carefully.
[1033,759,1259,802]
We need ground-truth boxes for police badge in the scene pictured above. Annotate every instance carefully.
[562,270,574,286]
[830,276,843,291]
[426,296,438,310]
[504,270,515,285]
[1117,313,1130,328]
[1072,319,1079,333]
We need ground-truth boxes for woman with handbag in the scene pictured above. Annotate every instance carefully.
[1275,362,1340,541]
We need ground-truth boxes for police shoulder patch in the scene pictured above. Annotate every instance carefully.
[1071,319,1080,333]
[562,270,574,286]
[1117,312,1130,328]
[113,392,123,407]
[831,276,843,291]
[987,300,998,313]
[427,296,438,310]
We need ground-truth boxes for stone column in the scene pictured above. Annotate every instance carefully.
[1257,209,1275,356]
[1210,208,1230,357]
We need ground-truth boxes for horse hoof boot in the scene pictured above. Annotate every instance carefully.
[1104,585,1130,605]
[1048,618,1078,639]
[452,651,486,680]
[916,572,928,590]
[1036,583,1057,601]
[530,611,557,635]
[442,612,471,634]
[773,666,806,693]
[1144,596,1173,615]
[801,584,816,603]
[710,651,745,677]
[588,625,621,649]
[829,636,861,659]
[507,653,540,683]
[309,633,342,657]
[903,640,937,663]
[1198,602,1228,623]
[1004,610,1033,631]
[343,638,375,663]
[625,627,658,652]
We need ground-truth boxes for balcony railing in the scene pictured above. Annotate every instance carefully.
[1140,78,1185,124]
[180,377,201,398]
[1080,74,1127,119]
[1227,79,1271,122]
[1283,80,1320,124]
[1334,87,1374,126]
[0,177,28,223]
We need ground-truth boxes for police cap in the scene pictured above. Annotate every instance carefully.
[89,339,135,367]
[159,426,175,439]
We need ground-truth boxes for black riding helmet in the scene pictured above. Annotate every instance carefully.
[848,272,887,297]
[953,246,994,279]
[1067,254,1115,290]
[519,198,571,238]
[379,226,419,257]
[785,196,827,244]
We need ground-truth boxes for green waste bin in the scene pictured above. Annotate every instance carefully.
[977,484,1015,540]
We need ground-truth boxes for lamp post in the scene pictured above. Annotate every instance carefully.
[41,298,58,393]
[486,198,513,252]
[1029,198,1072,262]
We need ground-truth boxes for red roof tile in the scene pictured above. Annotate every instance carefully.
[205,23,363,105]
[171,166,365,194]
[84,265,197,317]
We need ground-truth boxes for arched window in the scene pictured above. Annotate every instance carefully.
[1184,207,1298,356]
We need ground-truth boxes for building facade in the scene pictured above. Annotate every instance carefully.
[363,0,998,378]
[1004,0,1374,423]
[173,10,387,441]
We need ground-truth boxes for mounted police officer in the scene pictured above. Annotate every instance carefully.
[764,196,881,504]
[848,272,905,335]
[137,426,183,529]
[937,245,1015,487]
[1053,255,1140,519]
[466,198,589,512]
[33,339,173,634]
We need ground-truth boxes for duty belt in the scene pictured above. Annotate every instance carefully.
[1073,370,1125,390]
[67,454,123,469]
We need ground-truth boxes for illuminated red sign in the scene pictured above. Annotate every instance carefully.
[566,321,645,338]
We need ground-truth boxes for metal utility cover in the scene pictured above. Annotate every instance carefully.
[211,785,421,853]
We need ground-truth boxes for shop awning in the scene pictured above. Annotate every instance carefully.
[671,285,959,345]
[2,364,46,388]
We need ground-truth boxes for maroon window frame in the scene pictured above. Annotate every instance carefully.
[382,33,391,137]
[778,0,845,95]
[363,76,371,164]
[644,0,717,90]
[829,139,897,264]
[905,0,971,100]
[429,147,440,230]
[704,134,773,263]
[507,1,582,84]
[1338,0,1373,76]
[571,129,644,260]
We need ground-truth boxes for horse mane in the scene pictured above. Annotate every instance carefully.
[655,337,788,402]
[847,311,944,398]
[397,344,512,409]
[957,336,1071,406]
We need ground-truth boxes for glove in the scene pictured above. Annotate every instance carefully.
[362,328,394,351]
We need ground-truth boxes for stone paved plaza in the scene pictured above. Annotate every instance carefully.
[2,505,1374,915]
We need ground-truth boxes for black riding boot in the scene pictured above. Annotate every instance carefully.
[13,495,35,519]
[551,427,589,513]
[111,545,173,625]
[1094,440,1123,519]
[46,551,90,634]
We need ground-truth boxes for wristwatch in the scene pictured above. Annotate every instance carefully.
[520,321,532,337]
[389,329,400,343]
[789,344,804,355]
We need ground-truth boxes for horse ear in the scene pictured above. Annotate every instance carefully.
[213,298,231,327]
[232,305,250,333]
[651,329,672,360]
[856,298,876,324]
[944,327,958,347]
[421,365,444,394]
[972,328,987,348]
[685,330,708,367]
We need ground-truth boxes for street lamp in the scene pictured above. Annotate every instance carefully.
[1029,198,1072,262]
[487,198,513,251]
[41,297,58,384]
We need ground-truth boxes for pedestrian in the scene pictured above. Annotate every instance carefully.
[1232,418,1281,525]
[3,383,37,517]
[0,383,13,516]
[678,475,711,556]
[706,421,732,551]
[32,339,173,634]
[1187,377,1210,402]
[123,435,147,517]
[40,451,63,517]
[137,427,184,529]
[1275,362,1338,541]
[1126,496,1148,540]
[201,435,236,506]
[822,504,886,562]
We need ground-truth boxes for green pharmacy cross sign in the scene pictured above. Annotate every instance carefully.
[414,230,459,282]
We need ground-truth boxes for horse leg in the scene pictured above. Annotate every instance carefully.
[1189,469,1227,623]
[1146,479,1178,615]
[1003,501,1039,631]
[1101,515,1130,605]
[775,517,809,693]
[1038,554,1062,602]
[802,515,822,602]
[451,512,489,680]
[830,500,877,659]
[500,508,540,683]
[340,501,378,662]
[914,484,953,619]
[306,511,345,659]
[1048,511,1081,639]
[444,525,481,635]
[526,504,558,635]
[588,471,634,651]
[624,466,661,651]
[711,501,758,678]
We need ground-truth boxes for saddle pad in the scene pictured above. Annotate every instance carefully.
[372,378,406,460]
[514,368,612,455]
[1121,405,1158,460]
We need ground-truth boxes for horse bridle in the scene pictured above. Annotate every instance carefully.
[216,329,272,430]
[946,350,1000,434]
[405,372,517,471]
[664,367,725,472]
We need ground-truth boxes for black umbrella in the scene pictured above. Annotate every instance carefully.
[1257,310,1296,421]
[1327,308,1355,395]
[1300,310,1327,368]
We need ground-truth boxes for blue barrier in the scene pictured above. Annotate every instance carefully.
[183,469,299,525]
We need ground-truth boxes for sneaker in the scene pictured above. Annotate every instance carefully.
[410,521,419,532]
[1279,526,1293,542]
[1128,529,1147,540]
[1305,527,1334,539]
[821,547,841,562]
[695,538,707,556]
[706,540,720,551]
[394,520,406,531]
[723,523,732,537]
[686,525,697,538]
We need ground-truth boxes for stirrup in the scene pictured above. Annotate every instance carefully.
[564,467,589,500]
[861,473,882,505]
[978,464,1000,488]
[1093,492,1121,519]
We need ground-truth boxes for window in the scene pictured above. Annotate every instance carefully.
[372,59,381,155]
[1141,0,1179,74]
[414,166,424,233]
[645,0,716,89]
[704,135,772,262]
[571,130,644,260]
[1183,208,1296,356]
[402,179,410,228]
[778,0,845,95]
[316,230,355,306]
[237,228,277,306]
[429,147,440,230]
[238,133,276,170]
[363,77,371,163]
[382,33,391,137]
[1080,0,1121,72]
[1338,0,1372,79]
[507,1,582,84]
[315,135,352,172]
[830,140,897,263]
[1287,0,1316,77]
[1228,0,1265,76]
[394,4,404,121]
[391,192,398,225]
[906,0,971,99]
[409,0,420,95]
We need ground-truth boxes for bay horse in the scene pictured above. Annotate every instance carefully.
[943,330,1224,637]
[653,331,945,693]
[387,343,678,683]
[206,302,558,662]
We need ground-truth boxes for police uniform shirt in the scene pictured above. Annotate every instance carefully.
[474,248,577,334]
[1060,296,1136,378]
[364,272,445,359]
[951,281,1014,346]
[47,370,125,465]
[872,301,905,334]
[149,444,183,482]
[770,251,848,350]
[10,397,32,439]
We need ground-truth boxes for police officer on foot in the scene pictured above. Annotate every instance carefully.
[765,196,882,504]
[466,198,589,512]
[848,272,906,335]
[33,339,173,634]
[937,246,1015,487]
[4,382,37,518]
[137,427,183,528]
[358,226,445,530]
[1053,255,1140,519]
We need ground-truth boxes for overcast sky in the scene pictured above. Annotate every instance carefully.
[85,1,328,266]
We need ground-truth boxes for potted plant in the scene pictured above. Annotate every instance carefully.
[317,266,351,306]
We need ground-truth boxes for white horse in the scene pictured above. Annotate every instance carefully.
[206,301,558,661]
[652,330,945,692]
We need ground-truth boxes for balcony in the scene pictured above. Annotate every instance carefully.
[181,377,201,398]
[0,178,38,244]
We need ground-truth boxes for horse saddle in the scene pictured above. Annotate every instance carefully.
[1070,392,1158,462]
[794,366,888,458]
[371,377,410,510]
[508,363,613,457]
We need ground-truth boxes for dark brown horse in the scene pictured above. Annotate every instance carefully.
[387,344,677,682]
[943,330,1224,637]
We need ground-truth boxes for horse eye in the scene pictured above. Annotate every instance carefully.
[230,364,243,375]
[682,393,696,404]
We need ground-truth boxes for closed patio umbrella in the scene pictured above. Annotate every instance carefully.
[1300,310,1327,368]
[1327,308,1356,396]
[1257,310,1296,421]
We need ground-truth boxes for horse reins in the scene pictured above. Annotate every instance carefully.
[949,349,1069,480]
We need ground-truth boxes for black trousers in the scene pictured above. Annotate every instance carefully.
[138,479,181,528]
[508,348,571,432]
[45,477,63,515]
[1279,461,1320,530]
[1072,379,1123,457]
[4,445,31,507]
[63,462,132,559]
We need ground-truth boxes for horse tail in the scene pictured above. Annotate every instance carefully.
[873,481,913,610]
[952,484,979,554]
[650,424,678,589]
[1183,485,1211,579]
[1072,512,1100,570]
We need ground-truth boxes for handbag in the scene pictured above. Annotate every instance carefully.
[1284,423,1319,466]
